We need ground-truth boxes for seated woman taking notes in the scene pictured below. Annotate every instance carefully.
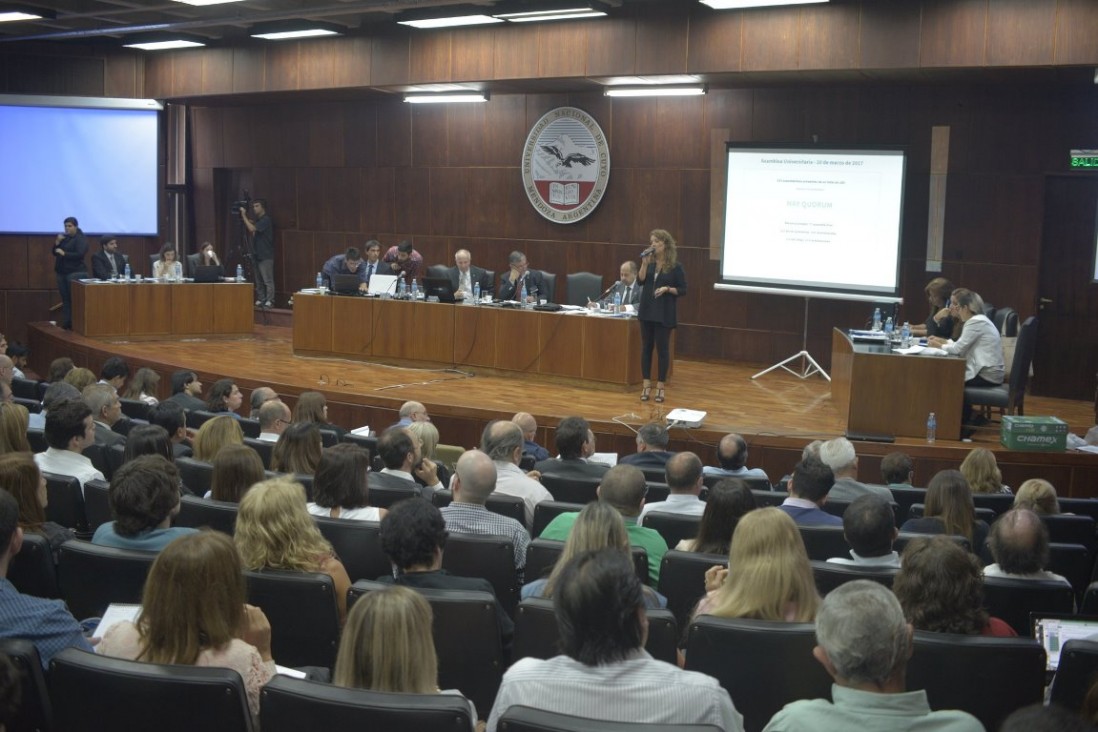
[927,288,1003,428]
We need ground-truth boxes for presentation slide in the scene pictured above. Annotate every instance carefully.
[0,97,160,236]
[720,146,906,301]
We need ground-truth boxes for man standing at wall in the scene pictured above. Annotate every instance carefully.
[240,199,275,308]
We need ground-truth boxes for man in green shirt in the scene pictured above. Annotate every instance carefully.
[538,464,667,584]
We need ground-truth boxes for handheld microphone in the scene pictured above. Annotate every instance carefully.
[640,247,655,258]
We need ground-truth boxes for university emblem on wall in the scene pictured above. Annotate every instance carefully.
[521,106,610,224]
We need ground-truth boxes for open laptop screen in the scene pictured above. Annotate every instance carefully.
[1032,613,1098,671]
[367,274,398,296]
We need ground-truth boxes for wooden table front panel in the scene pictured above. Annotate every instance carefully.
[171,284,215,336]
[330,297,373,359]
[583,315,639,384]
[494,308,539,374]
[452,306,498,368]
[411,301,455,364]
[72,282,129,337]
[371,300,417,361]
[538,312,584,379]
[129,285,173,336]
[210,284,254,335]
[292,294,334,352]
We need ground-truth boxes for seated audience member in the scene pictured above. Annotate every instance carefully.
[235,477,352,623]
[482,420,553,526]
[271,422,322,476]
[900,469,989,552]
[152,243,183,280]
[34,399,105,490]
[523,501,665,608]
[148,401,193,459]
[619,422,674,470]
[497,250,547,304]
[695,507,819,622]
[534,416,609,480]
[6,343,29,381]
[192,415,245,463]
[703,433,769,483]
[1013,478,1059,515]
[880,451,915,488]
[248,386,279,419]
[393,400,429,429]
[763,580,982,732]
[677,478,756,553]
[83,383,126,448]
[819,437,892,503]
[377,497,513,646]
[98,356,130,393]
[408,421,451,490]
[382,239,423,282]
[440,449,528,578]
[122,425,176,465]
[893,535,1015,637]
[167,369,205,411]
[92,234,126,280]
[333,585,477,729]
[372,426,442,498]
[205,378,243,418]
[512,412,549,463]
[0,489,93,666]
[293,391,346,440]
[488,549,742,732]
[256,399,291,443]
[447,248,494,302]
[960,447,1011,494]
[0,403,30,455]
[1002,704,1095,732]
[122,367,160,406]
[97,531,275,719]
[64,367,96,393]
[46,357,74,384]
[27,381,80,431]
[827,494,900,568]
[778,456,841,527]
[0,381,9,406]
[209,444,265,503]
[321,246,369,291]
[983,508,1070,585]
[92,455,198,551]
[0,453,75,558]
[539,464,666,585]
[0,357,11,387]
[641,451,705,519]
[307,443,386,521]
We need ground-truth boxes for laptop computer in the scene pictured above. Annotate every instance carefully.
[330,273,364,295]
[422,275,456,303]
[367,273,399,297]
[1032,612,1098,671]
[193,264,224,283]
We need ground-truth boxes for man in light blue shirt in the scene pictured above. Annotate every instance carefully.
[703,433,769,485]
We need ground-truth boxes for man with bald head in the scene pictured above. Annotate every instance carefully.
[257,399,291,443]
[983,508,1070,585]
[393,400,429,429]
[640,451,705,520]
[0,356,14,387]
[513,411,549,462]
[440,449,530,578]
[249,386,279,419]
[447,248,494,301]
[703,433,769,483]
[482,419,553,527]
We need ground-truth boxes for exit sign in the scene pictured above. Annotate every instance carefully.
[1070,149,1098,168]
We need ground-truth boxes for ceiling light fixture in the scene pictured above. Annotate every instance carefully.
[122,33,207,51]
[493,2,609,23]
[250,20,343,40]
[404,92,489,104]
[0,5,55,22]
[396,5,504,29]
[171,0,246,6]
[605,85,706,98]
[700,0,828,9]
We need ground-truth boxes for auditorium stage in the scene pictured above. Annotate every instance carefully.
[27,321,1098,497]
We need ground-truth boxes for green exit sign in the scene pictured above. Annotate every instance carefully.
[1071,149,1098,168]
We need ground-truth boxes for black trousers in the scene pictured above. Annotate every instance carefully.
[640,320,672,382]
[56,270,87,329]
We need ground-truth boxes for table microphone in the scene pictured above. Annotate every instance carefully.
[594,280,620,303]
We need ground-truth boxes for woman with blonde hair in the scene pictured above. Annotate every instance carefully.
[271,422,323,475]
[1014,478,1059,515]
[0,452,74,556]
[122,367,160,406]
[0,402,30,454]
[292,391,346,439]
[636,228,687,404]
[927,288,1004,431]
[209,444,266,503]
[408,420,450,489]
[192,415,244,462]
[234,477,351,623]
[63,367,96,392]
[521,501,666,608]
[960,447,1011,494]
[901,469,988,550]
[694,506,818,622]
[97,531,276,718]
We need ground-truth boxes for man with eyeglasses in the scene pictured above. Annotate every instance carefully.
[257,400,291,443]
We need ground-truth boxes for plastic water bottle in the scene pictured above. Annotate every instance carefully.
[123,262,131,281]
[396,276,405,299]
[884,317,894,340]
[613,290,622,313]
[901,321,911,348]
[472,281,481,305]
[236,264,244,282]
[410,278,419,300]
[926,412,937,444]
[519,281,527,307]
[872,307,882,332]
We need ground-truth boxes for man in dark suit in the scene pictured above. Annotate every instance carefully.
[370,426,443,499]
[498,250,549,303]
[446,248,494,301]
[82,384,126,448]
[53,216,88,330]
[619,422,674,470]
[167,369,206,411]
[588,261,642,310]
[535,416,609,480]
[91,235,127,280]
[361,239,393,286]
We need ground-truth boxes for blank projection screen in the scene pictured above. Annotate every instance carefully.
[719,145,906,302]
[0,95,161,236]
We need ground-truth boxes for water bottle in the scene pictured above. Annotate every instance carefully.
[884,317,894,340]
[901,321,911,348]
[123,262,131,281]
[396,276,405,299]
[237,264,244,282]
[411,278,419,300]
[872,307,882,332]
[519,281,527,307]
[472,281,481,305]
[613,290,622,313]
[926,412,937,444]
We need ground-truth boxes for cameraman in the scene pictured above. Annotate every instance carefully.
[240,199,274,308]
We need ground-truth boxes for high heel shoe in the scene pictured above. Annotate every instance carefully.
[654,388,665,403]
[640,386,651,402]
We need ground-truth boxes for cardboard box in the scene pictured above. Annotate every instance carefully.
[1001,415,1068,452]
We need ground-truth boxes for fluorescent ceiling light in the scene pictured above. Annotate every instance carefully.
[172,0,245,5]
[123,39,206,51]
[405,93,488,104]
[495,7,607,22]
[398,14,502,29]
[251,28,341,40]
[700,0,827,8]
[603,75,701,86]
[0,11,41,21]
[605,85,706,97]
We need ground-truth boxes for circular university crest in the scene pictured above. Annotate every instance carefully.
[521,107,610,224]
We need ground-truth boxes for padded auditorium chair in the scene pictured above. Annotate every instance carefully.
[810,560,898,596]
[174,494,239,535]
[539,474,600,505]
[564,272,603,307]
[244,569,341,669]
[42,472,88,534]
[313,517,390,582]
[641,512,702,549]
[440,532,520,617]
[657,550,728,627]
[82,478,113,533]
[532,501,584,538]
[981,575,1075,636]
[1049,639,1098,715]
[703,473,770,490]
[965,315,1036,422]
[57,540,156,619]
[497,706,723,732]
[0,638,53,732]
[7,532,60,599]
[525,539,648,588]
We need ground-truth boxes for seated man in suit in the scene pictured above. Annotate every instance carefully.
[166,369,205,412]
[320,246,369,291]
[620,422,674,470]
[513,412,549,463]
[360,239,393,285]
[535,416,609,480]
[148,401,193,459]
[447,248,494,301]
[371,426,443,499]
[91,234,126,280]
[819,437,893,503]
[827,494,900,568]
[587,260,641,309]
[82,383,126,448]
[498,250,548,304]
[778,456,841,527]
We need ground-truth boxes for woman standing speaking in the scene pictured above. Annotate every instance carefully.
[637,229,687,404]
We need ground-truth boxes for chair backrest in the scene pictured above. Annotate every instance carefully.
[41,471,87,533]
[657,550,728,627]
[1005,315,1037,412]
[26,428,47,453]
[982,575,1076,636]
[1082,581,1098,614]
[174,494,239,535]
[641,512,702,549]
[486,492,527,525]
[13,396,41,414]
[434,443,463,471]
[1049,638,1098,714]
[796,524,849,562]
[537,270,556,303]
[185,409,219,430]
[341,432,377,463]
[318,428,339,448]
[49,647,254,732]
[1046,542,1092,595]
[893,531,970,555]
[908,503,995,525]
[349,580,505,720]
[526,539,648,588]
[314,517,390,582]
[119,397,153,422]
[440,532,519,616]
[83,478,113,533]
[259,675,475,732]
[532,501,584,538]
[244,569,341,669]
[176,457,214,497]
[1041,513,1095,549]
[970,492,1015,517]
[0,638,52,732]
[644,482,670,503]
[238,418,261,438]
[749,489,787,507]
[186,252,202,276]
[57,540,156,618]
[564,272,603,307]
[426,263,450,279]
[7,532,60,599]
[993,306,1019,337]
[703,473,771,490]
[367,481,419,508]
[684,615,831,732]
[243,437,274,469]
[907,631,1045,730]
[539,474,600,505]
[498,706,723,732]
[887,485,926,519]
[1058,498,1098,523]
[810,560,897,596]
[11,376,40,400]
[106,442,126,479]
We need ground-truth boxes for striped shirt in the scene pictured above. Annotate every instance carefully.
[440,503,530,574]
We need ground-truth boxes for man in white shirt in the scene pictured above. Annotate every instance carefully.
[640,451,705,519]
[97,356,130,393]
[256,399,290,443]
[827,494,901,569]
[481,420,552,528]
[983,508,1070,585]
[33,399,105,493]
[703,433,770,484]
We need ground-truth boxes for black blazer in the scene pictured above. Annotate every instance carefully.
[637,262,687,328]
[446,265,494,297]
[498,269,548,302]
[91,250,126,280]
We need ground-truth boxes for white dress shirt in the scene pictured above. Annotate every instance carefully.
[493,461,553,527]
[34,448,105,494]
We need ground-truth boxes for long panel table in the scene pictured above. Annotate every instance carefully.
[72,280,254,338]
[831,328,966,441]
[292,294,645,389]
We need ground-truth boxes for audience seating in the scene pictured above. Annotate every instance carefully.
[366,481,419,508]
[749,489,787,508]
[318,428,339,448]
[683,616,831,732]
[185,409,219,430]
[982,575,1076,636]
[58,540,156,619]
[174,494,239,535]
[810,560,898,595]
[657,550,728,626]
[432,489,452,509]
[1057,498,1098,523]
[42,472,88,534]
[1042,514,1096,549]
[176,457,214,497]
[486,493,527,526]
[702,473,770,490]
[907,631,1044,730]
[119,397,153,421]
[11,376,40,400]
[644,483,670,503]
[244,569,341,669]
[1048,638,1098,715]
[641,512,701,549]
[513,597,679,666]
[314,517,390,582]
[887,485,926,519]
[49,647,255,732]
[434,443,463,471]
[564,272,603,307]
[1081,581,1098,614]
[259,675,476,732]
[1045,542,1092,596]
[340,432,377,462]
[965,314,1035,421]
[525,539,648,588]
[237,417,261,438]
[243,437,274,469]
[821,498,902,526]
[893,531,970,554]
[497,706,723,732]
[82,478,112,533]
[26,428,47,453]
[540,474,600,505]
[440,532,520,616]
[106,442,126,479]
[81,443,110,482]
[7,532,60,600]
[796,525,849,562]
[290,473,314,500]
[636,466,667,484]
[970,492,1015,517]
[532,501,583,537]
[0,638,52,732]
[13,396,41,414]
[908,503,995,524]
[349,580,505,720]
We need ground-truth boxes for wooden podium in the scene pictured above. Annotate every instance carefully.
[831,328,965,441]
[72,280,253,338]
